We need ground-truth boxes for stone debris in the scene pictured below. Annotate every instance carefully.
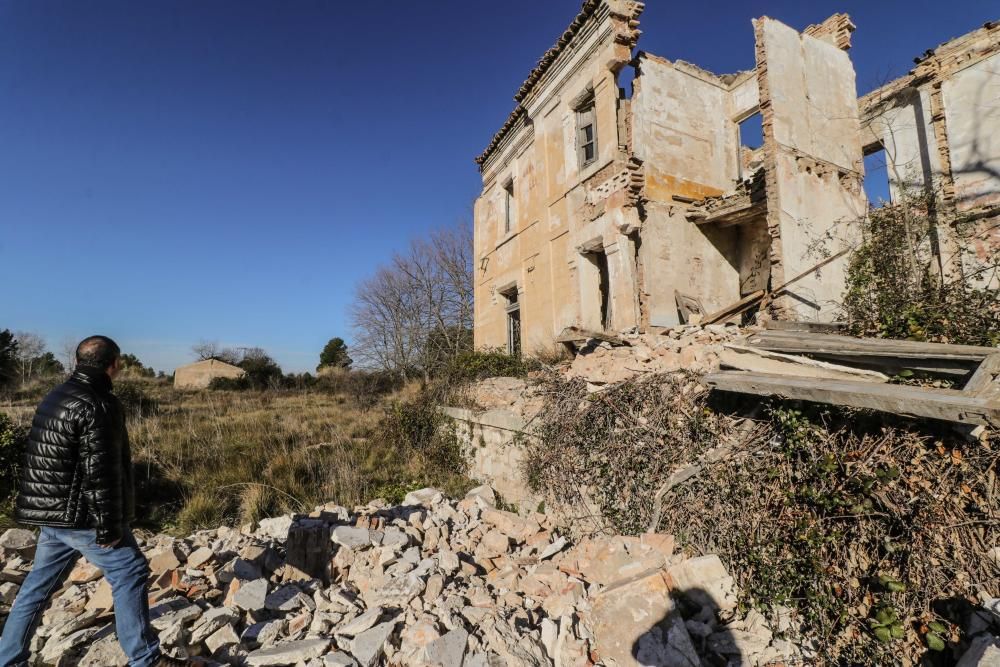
[8,485,982,666]
[0,528,37,560]
[567,324,743,389]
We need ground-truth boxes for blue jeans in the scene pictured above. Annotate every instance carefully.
[0,526,161,667]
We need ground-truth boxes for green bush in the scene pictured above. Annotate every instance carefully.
[0,412,26,526]
[114,381,159,420]
[0,330,18,391]
[441,348,541,383]
[209,376,251,391]
[376,392,464,476]
[843,193,1000,345]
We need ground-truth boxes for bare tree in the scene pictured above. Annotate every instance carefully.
[350,220,473,380]
[59,337,78,373]
[13,331,46,383]
[192,341,248,366]
[192,341,221,361]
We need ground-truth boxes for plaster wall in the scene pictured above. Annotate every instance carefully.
[174,360,246,390]
[863,89,941,201]
[756,18,866,320]
[441,407,541,510]
[640,202,741,326]
[943,51,1000,211]
[632,55,739,202]
[729,74,760,119]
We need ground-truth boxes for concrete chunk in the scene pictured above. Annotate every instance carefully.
[351,620,399,667]
[232,577,270,612]
[403,487,443,507]
[424,628,469,667]
[0,529,36,558]
[667,554,737,611]
[590,569,679,667]
[332,526,372,549]
[246,638,331,665]
[336,607,383,637]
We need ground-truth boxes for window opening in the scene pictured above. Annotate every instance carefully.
[863,144,891,207]
[502,288,521,356]
[502,178,514,234]
[576,97,598,168]
[737,111,764,179]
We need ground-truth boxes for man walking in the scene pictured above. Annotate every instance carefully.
[0,336,183,666]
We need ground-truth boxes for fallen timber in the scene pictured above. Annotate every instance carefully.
[707,330,1000,427]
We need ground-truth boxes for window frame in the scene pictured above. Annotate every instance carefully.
[502,177,514,235]
[576,96,598,170]
[501,287,521,356]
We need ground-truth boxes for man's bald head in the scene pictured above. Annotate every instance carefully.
[76,336,121,371]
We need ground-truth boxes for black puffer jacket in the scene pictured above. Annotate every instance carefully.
[15,367,135,543]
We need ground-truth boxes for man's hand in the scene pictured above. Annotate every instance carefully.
[98,538,121,549]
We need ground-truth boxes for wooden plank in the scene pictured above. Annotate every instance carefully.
[764,320,846,334]
[705,371,1000,427]
[965,353,1000,396]
[796,353,975,379]
[720,345,889,382]
[702,291,765,325]
[745,331,996,361]
[702,249,850,325]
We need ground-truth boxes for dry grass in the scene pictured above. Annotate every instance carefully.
[3,378,469,534]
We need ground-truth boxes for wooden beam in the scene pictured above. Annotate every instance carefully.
[702,291,765,325]
[965,353,1000,398]
[705,371,1000,427]
[702,249,850,325]
[719,345,889,382]
[745,331,996,361]
[764,320,846,334]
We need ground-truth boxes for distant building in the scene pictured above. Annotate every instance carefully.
[173,359,245,390]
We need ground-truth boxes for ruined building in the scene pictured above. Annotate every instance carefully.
[472,1,1000,355]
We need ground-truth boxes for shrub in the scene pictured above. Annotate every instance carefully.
[239,353,284,390]
[114,381,159,419]
[316,369,405,409]
[658,404,996,665]
[209,376,251,391]
[843,192,1000,345]
[381,394,463,473]
[441,348,541,384]
[0,412,26,526]
[523,372,723,534]
[0,330,18,390]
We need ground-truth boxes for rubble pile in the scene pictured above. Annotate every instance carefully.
[567,324,744,388]
[0,486,799,667]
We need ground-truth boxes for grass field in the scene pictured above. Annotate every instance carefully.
[1,378,471,534]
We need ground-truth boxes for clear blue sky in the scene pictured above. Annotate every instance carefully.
[2,0,996,373]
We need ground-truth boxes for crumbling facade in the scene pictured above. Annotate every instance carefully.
[860,20,1000,281]
[472,2,1000,355]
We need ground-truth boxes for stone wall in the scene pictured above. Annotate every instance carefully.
[440,406,542,512]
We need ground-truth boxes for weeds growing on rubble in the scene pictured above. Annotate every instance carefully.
[524,371,999,666]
